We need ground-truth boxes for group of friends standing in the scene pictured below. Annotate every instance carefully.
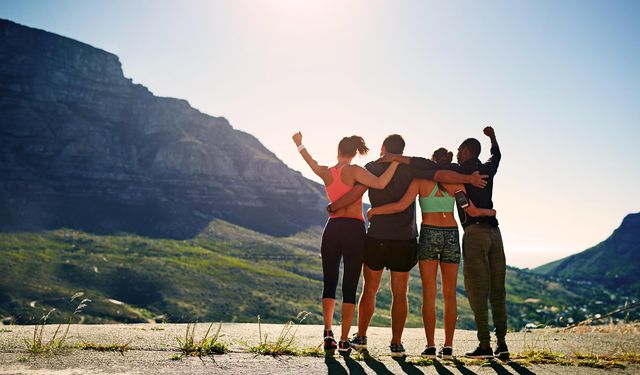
[292,126,508,360]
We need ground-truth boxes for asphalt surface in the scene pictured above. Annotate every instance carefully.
[0,323,638,374]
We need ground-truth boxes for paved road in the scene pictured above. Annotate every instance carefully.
[0,323,638,374]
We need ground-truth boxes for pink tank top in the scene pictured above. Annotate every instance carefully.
[325,165,364,221]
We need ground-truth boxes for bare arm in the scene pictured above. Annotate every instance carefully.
[367,179,420,219]
[433,170,488,188]
[466,201,497,217]
[446,184,496,217]
[329,184,368,212]
[379,154,488,188]
[351,162,400,189]
[292,132,330,183]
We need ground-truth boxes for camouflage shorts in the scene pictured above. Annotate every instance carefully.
[418,225,461,264]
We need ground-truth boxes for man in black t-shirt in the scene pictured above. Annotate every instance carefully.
[328,134,487,357]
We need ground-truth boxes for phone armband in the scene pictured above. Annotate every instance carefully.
[454,190,470,208]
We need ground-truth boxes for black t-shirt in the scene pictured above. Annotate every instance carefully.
[365,161,439,240]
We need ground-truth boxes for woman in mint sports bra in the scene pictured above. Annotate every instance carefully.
[367,148,496,359]
[292,131,400,354]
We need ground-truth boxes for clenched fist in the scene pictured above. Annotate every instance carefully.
[292,131,303,146]
[483,126,495,139]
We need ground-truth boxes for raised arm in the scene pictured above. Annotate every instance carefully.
[484,126,501,176]
[351,161,400,189]
[292,132,330,184]
[367,179,420,219]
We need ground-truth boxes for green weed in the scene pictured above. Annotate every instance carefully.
[175,321,228,358]
[79,342,130,355]
[410,358,435,366]
[23,292,91,356]
[247,312,310,356]
[512,349,636,369]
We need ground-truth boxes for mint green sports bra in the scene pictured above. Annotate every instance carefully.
[418,185,455,213]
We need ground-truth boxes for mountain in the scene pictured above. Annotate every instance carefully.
[534,213,640,296]
[1,226,629,329]
[1,18,636,330]
[0,18,326,238]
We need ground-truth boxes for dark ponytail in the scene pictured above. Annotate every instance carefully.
[432,147,453,166]
[338,135,369,158]
[432,147,453,194]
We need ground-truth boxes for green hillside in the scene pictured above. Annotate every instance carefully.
[534,213,640,297]
[0,221,631,330]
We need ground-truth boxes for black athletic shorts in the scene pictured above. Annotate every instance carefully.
[364,235,418,272]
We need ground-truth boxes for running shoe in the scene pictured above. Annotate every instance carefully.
[494,342,510,360]
[438,346,454,360]
[389,343,406,358]
[350,334,368,350]
[421,346,436,359]
[465,345,494,359]
[338,340,352,353]
[323,330,337,352]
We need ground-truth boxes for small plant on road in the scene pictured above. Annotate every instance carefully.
[176,321,228,359]
[79,342,130,355]
[248,312,310,356]
[23,292,91,356]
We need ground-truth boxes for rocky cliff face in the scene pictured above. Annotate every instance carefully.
[0,19,327,238]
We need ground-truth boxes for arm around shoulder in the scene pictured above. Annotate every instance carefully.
[352,162,400,189]
[329,184,368,212]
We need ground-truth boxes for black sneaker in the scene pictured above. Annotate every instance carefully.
[421,346,436,359]
[465,345,493,359]
[495,342,509,360]
[323,330,337,352]
[389,343,406,358]
[350,334,367,349]
[338,340,352,353]
[438,346,454,360]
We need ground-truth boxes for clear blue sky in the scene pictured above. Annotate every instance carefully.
[2,0,639,268]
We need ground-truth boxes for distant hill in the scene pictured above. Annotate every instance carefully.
[534,213,640,296]
[0,18,326,238]
[1,225,629,330]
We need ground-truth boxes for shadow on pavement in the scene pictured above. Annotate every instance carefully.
[325,353,348,375]
[451,358,478,375]
[488,359,512,375]
[393,356,424,375]
[507,361,536,375]
[362,351,394,374]
[343,353,367,375]
[433,359,456,375]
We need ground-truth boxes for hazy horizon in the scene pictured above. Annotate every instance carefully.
[1,1,639,268]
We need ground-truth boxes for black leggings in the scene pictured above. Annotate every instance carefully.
[320,218,365,304]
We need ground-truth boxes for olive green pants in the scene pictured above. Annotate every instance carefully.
[462,223,507,344]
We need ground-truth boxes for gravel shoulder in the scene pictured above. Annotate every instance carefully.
[0,323,638,374]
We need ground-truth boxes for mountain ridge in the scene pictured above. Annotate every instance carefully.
[0,18,326,238]
[534,212,640,295]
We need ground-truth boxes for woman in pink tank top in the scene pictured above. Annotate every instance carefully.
[292,131,400,354]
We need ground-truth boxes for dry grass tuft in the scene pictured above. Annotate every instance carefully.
[79,342,130,355]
